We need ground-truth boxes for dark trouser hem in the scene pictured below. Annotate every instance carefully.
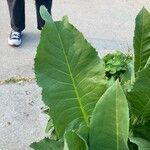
[37,26,42,31]
[11,26,25,32]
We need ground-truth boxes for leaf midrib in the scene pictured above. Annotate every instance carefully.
[56,26,89,127]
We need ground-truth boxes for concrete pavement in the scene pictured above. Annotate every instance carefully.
[0,0,150,149]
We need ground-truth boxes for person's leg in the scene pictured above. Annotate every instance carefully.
[7,0,25,46]
[7,0,25,32]
[35,0,53,30]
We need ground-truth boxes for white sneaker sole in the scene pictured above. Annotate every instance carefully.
[8,38,22,47]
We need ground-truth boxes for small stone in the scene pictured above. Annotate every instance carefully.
[7,122,11,126]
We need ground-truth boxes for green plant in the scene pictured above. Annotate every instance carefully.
[103,51,132,80]
[31,6,150,150]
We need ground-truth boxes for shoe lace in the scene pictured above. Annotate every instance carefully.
[10,31,21,39]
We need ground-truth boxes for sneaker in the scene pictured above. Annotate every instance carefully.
[8,30,22,47]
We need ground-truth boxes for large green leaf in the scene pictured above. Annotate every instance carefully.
[127,64,150,123]
[64,131,88,150]
[30,138,63,150]
[89,81,129,150]
[35,6,107,137]
[134,8,150,72]
[130,137,150,150]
